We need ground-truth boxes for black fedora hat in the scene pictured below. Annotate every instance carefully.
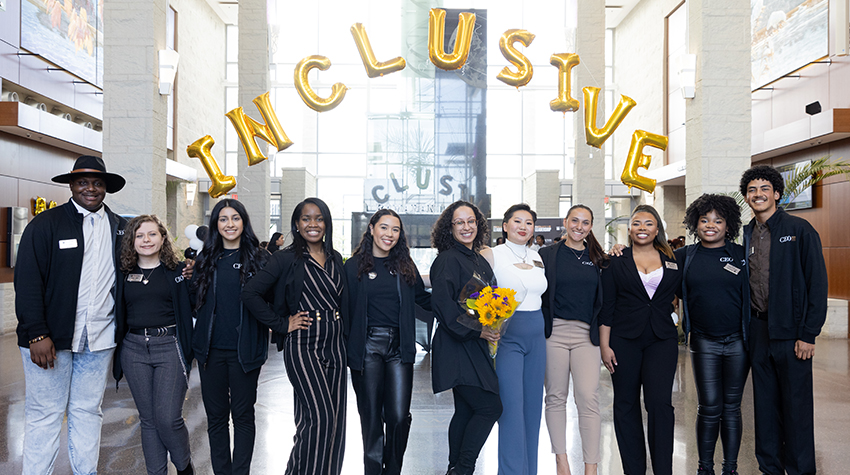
[52,155,126,193]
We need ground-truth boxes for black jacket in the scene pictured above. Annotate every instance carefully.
[15,200,127,349]
[429,241,498,395]
[675,241,750,343]
[742,208,828,343]
[113,262,195,383]
[344,254,432,371]
[599,247,681,340]
[539,243,603,345]
[191,260,270,373]
[241,248,350,351]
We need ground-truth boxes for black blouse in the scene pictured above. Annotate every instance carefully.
[429,240,498,395]
[124,265,175,329]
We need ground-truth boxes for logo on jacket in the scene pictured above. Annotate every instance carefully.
[719,257,733,263]
[117,230,125,235]
[778,235,796,243]
[175,276,184,283]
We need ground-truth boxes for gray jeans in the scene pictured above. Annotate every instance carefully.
[121,332,191,475]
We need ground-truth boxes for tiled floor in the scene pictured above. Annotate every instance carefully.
[0,333,848,474]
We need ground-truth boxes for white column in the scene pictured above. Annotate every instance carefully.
[572,0,607,236]
[103,0,168,217]
[685,0,752,203]
[236,0,271,239]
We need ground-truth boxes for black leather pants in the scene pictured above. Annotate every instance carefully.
[350,327,413,475]
[690,333,750,473]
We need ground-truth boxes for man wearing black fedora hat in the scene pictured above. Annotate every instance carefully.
[14,155,128,474]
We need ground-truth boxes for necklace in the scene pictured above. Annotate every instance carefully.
[505,242,528,264]
[567,245,585,260]
[140,264,160,285]
[219,248,239,260]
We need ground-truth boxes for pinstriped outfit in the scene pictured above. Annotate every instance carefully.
[283,255,346,475]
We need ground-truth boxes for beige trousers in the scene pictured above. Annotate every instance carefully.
[544,319,602,463]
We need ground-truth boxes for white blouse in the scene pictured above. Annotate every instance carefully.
[491,240,548,311]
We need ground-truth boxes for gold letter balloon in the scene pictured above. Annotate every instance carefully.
[351,23,406,78]
[225,92,294,166]
[550,53,580,113]
[187,135,237,198]
[31,197,57,216]
[497,29,535,89]
[428,9,476,70]
[621,130,668,194]
[294,55,348,112]
[583,87,637,148]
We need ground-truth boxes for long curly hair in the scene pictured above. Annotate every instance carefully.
[285,197,335,258]
[683,193,742,242]
[501,203,537,244]
[351,209,418,286]
[120,215,179,273]
[739,164,784,197]
[192,199,269,311]
[628,204,675,259]
[431,200,489,253]
[564,204,609,268]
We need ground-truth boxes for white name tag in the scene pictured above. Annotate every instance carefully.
[127,274,143,282]
[59,239,78,249]
[665,261,678,270]
[724,263,741,275]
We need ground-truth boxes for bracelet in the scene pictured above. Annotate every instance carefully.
[29,335,48,345]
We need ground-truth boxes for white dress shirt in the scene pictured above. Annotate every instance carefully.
[71,199,117,352]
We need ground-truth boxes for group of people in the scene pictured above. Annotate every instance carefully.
[15,155,827,475]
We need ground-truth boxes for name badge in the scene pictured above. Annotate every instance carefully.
[665,261,678,270]
[127,274,143,282]
[59,239,78,250]
[533,260,544,269]
[724,263,741,275]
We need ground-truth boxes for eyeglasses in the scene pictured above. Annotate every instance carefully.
[452,219,477,227]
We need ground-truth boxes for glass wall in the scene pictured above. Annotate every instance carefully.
[227,0,600,254]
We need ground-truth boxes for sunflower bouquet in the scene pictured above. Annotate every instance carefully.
[457,273,520,360]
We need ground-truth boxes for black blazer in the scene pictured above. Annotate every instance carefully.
[344,254,431,371]
[539,243,603,345]
[599,247,681,340]
[429,241,498,395]
[241,248,350,350]
[113,262,194,384]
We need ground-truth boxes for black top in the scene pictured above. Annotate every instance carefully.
[114,262,195,384]
[599,247,682,341]
[299,254,343,312]
[345,254,432,370]
[211,249,242,350]
[365,257,401,328]
[540,242,603,345]
[429,240,498,395]
[125,265,175,329]
[742,208,828,343]
[14,200,127,349]
[554,247,597,325]
[684,245,744,338]
[191,248,272,374]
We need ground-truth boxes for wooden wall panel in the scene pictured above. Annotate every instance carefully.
[825,248,850,300]
[755,136,850,300]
